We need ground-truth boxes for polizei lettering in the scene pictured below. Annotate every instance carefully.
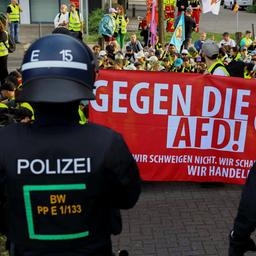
[17,158,91,175]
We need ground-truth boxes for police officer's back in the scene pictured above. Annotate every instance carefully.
[229,163,256,256]
[0,34,141,256]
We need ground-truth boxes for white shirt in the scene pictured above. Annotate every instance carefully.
[213,67,229,76]
[219,39,236,48]
[54,12,69,28]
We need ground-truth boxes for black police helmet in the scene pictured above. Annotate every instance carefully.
[16,34,96,103]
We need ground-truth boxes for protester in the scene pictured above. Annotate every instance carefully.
[54,4,69,28]
[182,56,194,72]
[172,58,184,72]
[138,16,149,47]
[194,32,206,52]
[243,62,255,79]
[251,50,256,65]
[6,0,22,43]
[154,35,162,50]
[115,5,129,50]
[183,6,196,49]
[124,45,136,63]
[68,3,83,40]
[230,46,242,61]
[190,0,201,32]
[106,43,116,61]
[162,57,172,71]
[99,8,117,45]
[240,46,251,63]
[176,0,189,17]
[240,30,253,49]
[126,33,143,53]
[0,78,16,107]
[219,32,236,48]
[201,40,230,76]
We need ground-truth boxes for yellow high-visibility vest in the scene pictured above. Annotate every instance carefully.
[68,11,81,32]
[244,71,252,79]
[0,32,9,57]
[8,4,20,22]
[0,103,8,109]
[208,60,230,76]
[19,102,35,121]
[115,15,127,34]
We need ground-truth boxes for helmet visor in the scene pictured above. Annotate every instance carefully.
[16,78,95,103]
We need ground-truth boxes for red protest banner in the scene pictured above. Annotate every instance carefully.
[90,70,256,184]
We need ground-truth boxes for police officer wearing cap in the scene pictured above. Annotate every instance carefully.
[0,34,141,256]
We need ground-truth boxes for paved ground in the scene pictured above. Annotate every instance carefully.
[112,182,248,256]
[6,7,256,256]
[200,7,256,33]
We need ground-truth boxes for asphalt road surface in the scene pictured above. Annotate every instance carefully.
[200,6,256,33]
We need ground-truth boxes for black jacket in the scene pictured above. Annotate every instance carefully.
[0,113,141,255]
[176,0,189,12]
[232,163,256,240]
[0,31,8,43]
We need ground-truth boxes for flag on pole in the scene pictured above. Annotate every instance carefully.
[169,12,185,52]
[150,0,158,46]
[201,0,221,15]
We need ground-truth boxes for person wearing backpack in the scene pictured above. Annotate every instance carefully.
[54,4,69,28]
[99,8,117,45]
[202,40,230,76]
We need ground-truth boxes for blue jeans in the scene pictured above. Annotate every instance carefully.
[9,22,20,42]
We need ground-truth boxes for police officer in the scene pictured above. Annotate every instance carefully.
[229,163,256,255]
[0,34,141,256]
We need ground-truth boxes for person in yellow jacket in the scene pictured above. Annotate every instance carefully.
[243,63,255,79]
[68,3,83,40]
[6,0,22,43]
[115,5,128,50]
[0,102,9,127]
[0,13,9,85]
[202,40,230,76]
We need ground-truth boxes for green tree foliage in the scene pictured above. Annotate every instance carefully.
[88,9,105,34]
[246,4,256,12]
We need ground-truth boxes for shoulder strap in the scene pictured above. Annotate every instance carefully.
[58,12,61,21]
[2,32,9,50]
[2,41,8,50]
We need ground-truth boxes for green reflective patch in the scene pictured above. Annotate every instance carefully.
[23,184,89,240]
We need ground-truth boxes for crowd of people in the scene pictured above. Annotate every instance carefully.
[1,3,256,128]
[96,6,256,79]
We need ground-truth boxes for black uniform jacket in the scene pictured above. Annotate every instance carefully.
[233,163,256,240]
[0,122,141,255]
